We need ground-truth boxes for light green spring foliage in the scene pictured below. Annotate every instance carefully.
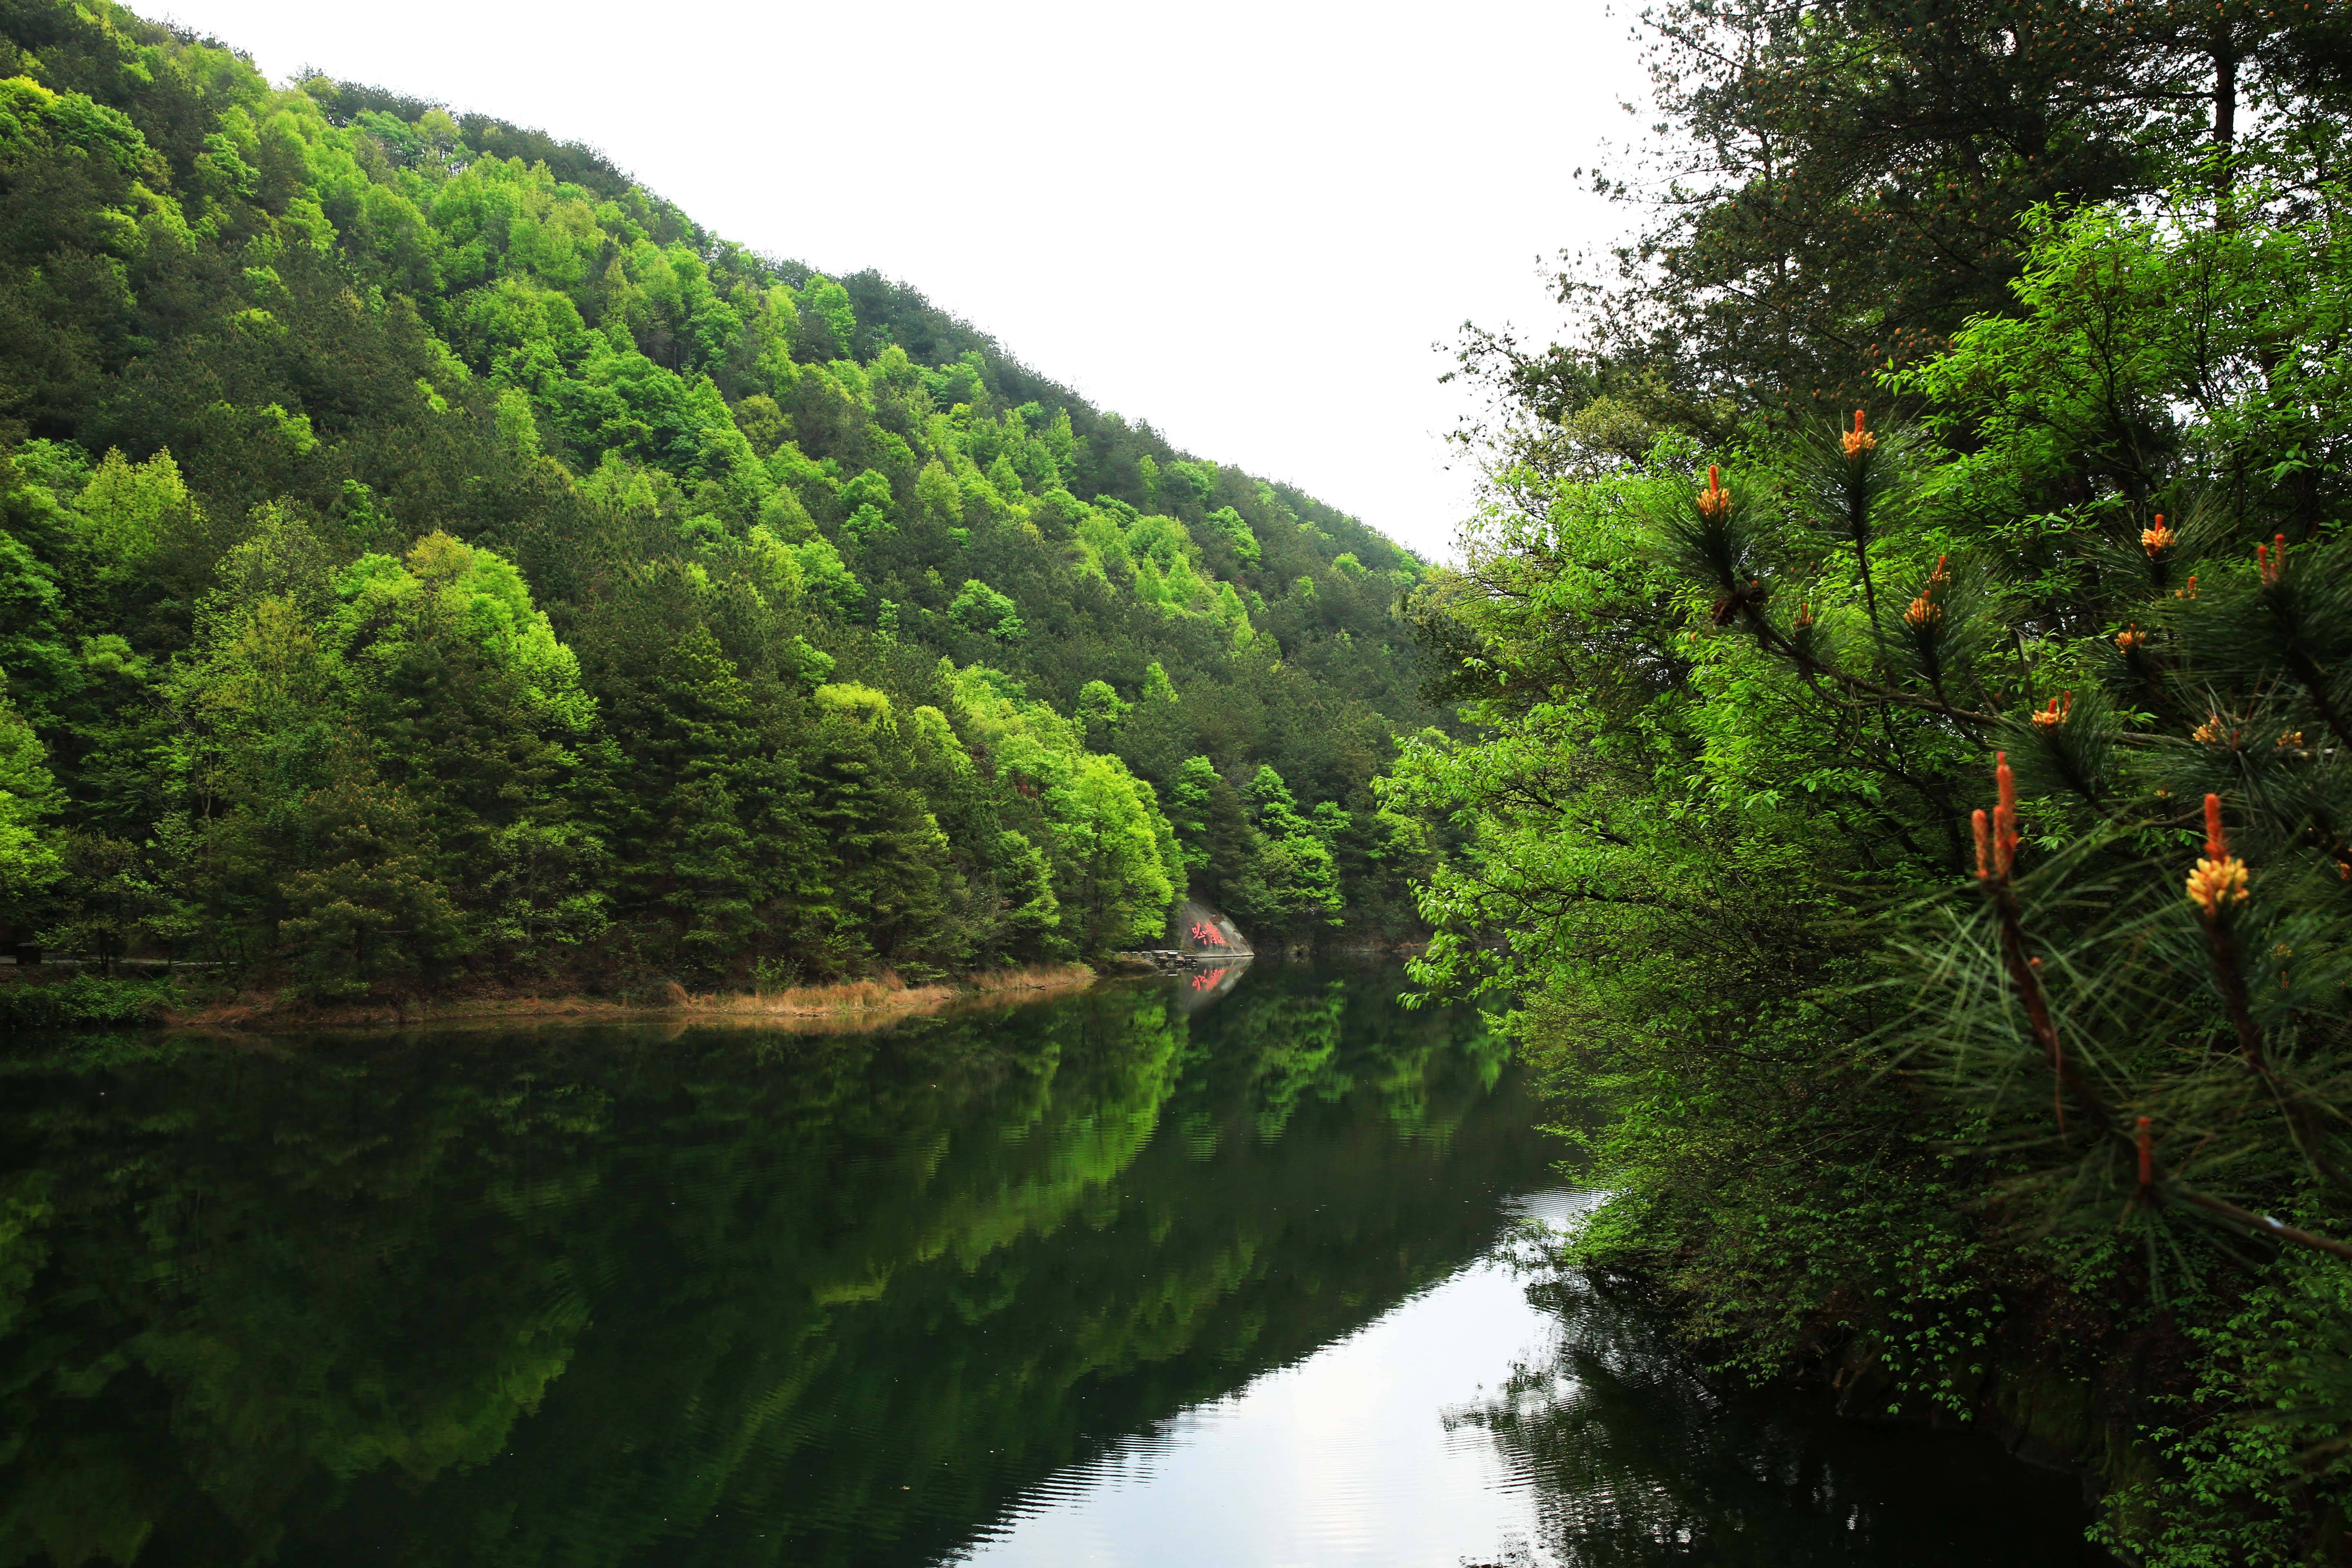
[947,577,1023,640]
[1167,755,1220,872]
[0,0,1438,978]
[1238,764,1341,927]
[333,532,594,734]
[1391,162,2352,1559]
[0,674,60,898]
[73,447,193,588]
[947,663,1181,949]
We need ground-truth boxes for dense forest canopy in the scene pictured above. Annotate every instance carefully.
[0,0,1439,999]
[1396,1,2352,1561]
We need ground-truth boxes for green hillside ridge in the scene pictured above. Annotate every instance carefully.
[0,0,1437,1005]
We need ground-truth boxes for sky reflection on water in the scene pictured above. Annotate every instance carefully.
[958,1182,2103,1568]
[960,1241,1560,1566]
[0,965,2100,1567]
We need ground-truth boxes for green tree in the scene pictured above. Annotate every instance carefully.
[276,748,466,995]
[0,674,62,917]
[326,532,605,965]
[1396,154,2352,1559]
[1076,678,1126,751]
[948,577,1024,641]
[1233,765,1341,933]
[636,625,790,962]
[807,684,953,974]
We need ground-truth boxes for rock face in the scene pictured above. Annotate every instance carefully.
[1109,899,1251,981]
[1169,899,1251,957]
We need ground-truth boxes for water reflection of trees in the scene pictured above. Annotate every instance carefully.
[1178,963,1510,1148]
[1448,1276,2103,1568]
[0,968,1543,1568]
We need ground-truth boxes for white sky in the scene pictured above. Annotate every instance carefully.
[152,0,1648,560]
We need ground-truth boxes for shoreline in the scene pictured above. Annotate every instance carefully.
[140,964,1104,1035]
[4,946,1429,1036]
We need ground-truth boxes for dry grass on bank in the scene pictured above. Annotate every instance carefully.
[661,971,955,1019]
[160,963,1099,1034]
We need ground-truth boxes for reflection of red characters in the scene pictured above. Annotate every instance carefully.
[1188,920,1227,947]
[1191,967,1227,990]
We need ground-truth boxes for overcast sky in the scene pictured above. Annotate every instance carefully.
[153,0,1647,560]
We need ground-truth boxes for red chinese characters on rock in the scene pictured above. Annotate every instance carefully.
[1189,921,1227,947]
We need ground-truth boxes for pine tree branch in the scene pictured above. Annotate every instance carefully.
[2283,645,2352,752]
[2178,1189,2352,1265]
[2296,827,2352,881]
[2201,907,2352,1194]
[1991,885,2115,1139]
[1737,603,2005,727]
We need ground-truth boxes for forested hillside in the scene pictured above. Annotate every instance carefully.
[1396,3,2352,1561]
[0,0,1433,1003]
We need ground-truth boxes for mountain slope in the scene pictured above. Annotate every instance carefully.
[0,0,1436,996]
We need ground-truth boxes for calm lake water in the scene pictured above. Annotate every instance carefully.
[0,962,2104,1566]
